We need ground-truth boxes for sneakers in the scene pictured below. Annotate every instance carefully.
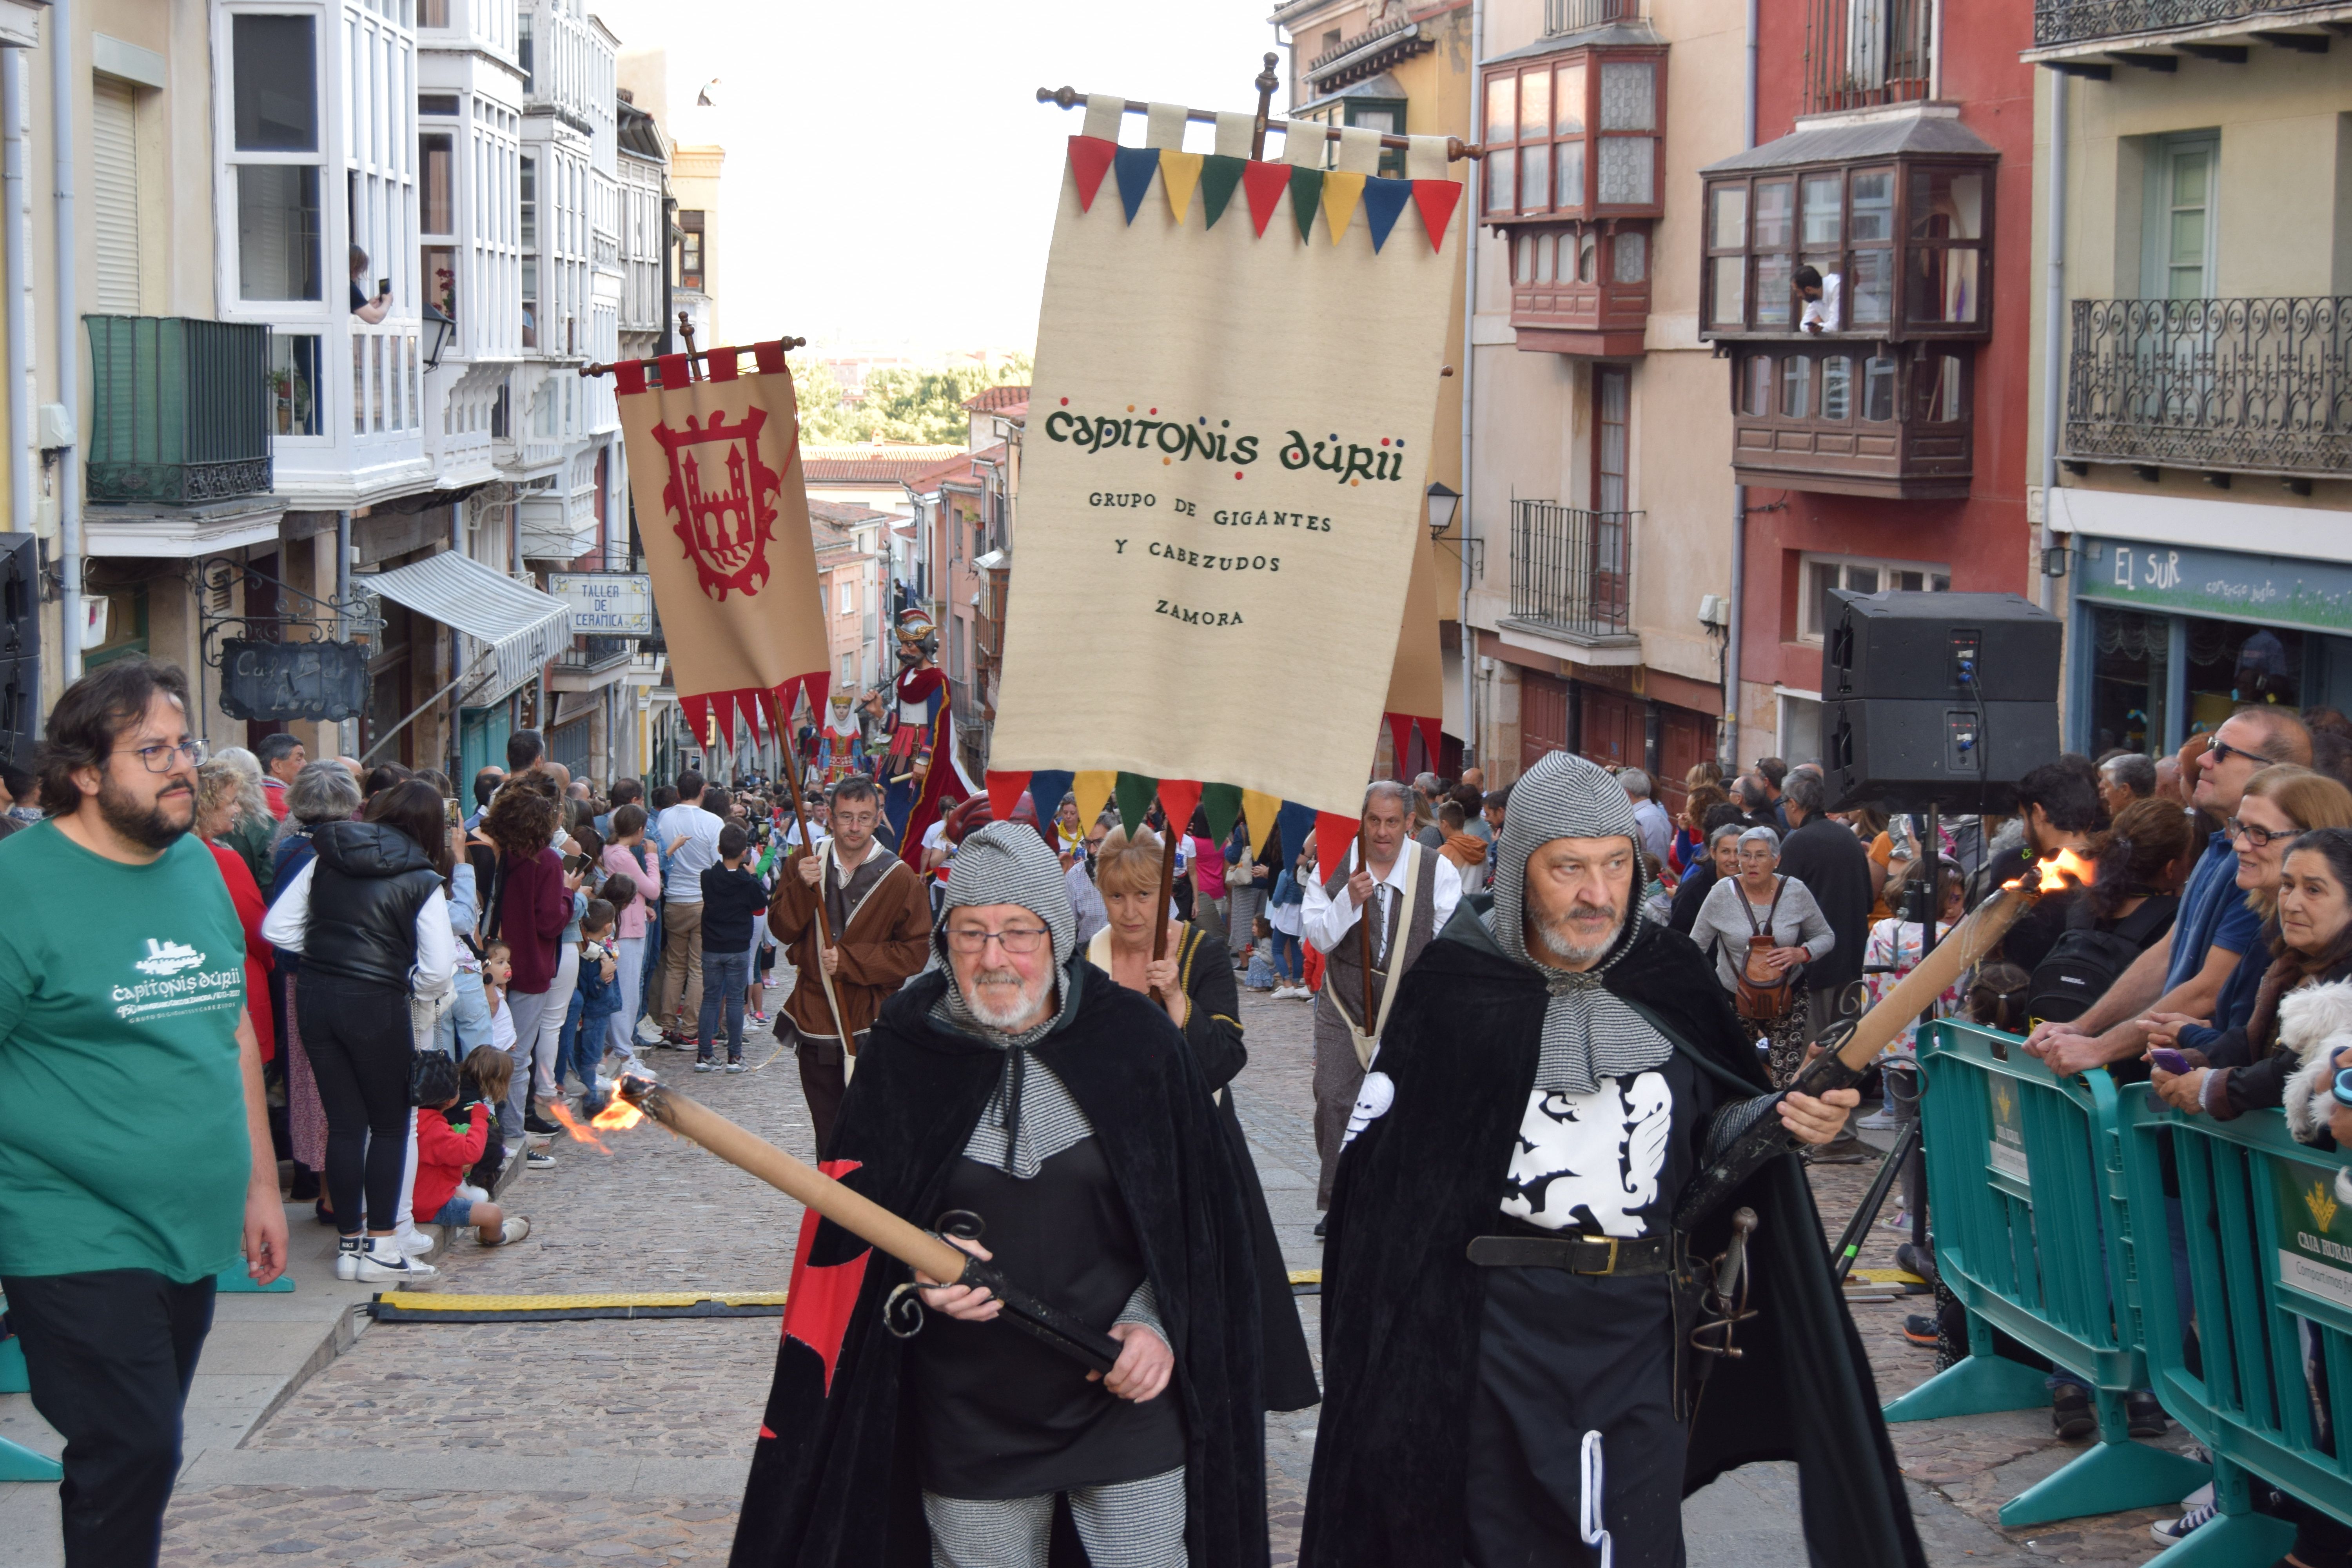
[635,1017,664,1047]
[694,1058,717,1073]
[2151,1501,2216,1546]
[748,1009,770,1025]
[725,1060,746,1074]
[2052,1383,2096,1440]
[2127,1389,2170,1438]
[1902,1313,1940,1348]
[523,1112,560,1135]
[482,1216,531,1247]
[524,1149,556,1169]
[1855,1107,1899,1131]
[391,1225,436,1257]
[334,1237,362,1282]
[355,1239,436,1284]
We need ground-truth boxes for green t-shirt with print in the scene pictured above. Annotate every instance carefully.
[0,820,251,1281]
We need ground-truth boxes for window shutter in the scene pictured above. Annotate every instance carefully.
[92,77,140,314]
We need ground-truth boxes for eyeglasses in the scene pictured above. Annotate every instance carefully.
[118,739,206,773]
[944,926,1051,955]
[2228,815,2299,849]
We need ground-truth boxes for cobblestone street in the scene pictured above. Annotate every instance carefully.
[0,961,2195,1566]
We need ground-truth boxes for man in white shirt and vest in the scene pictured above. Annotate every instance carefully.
[1301,779,1459,1222]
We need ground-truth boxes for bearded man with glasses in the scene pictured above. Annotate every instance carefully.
[0,657,286,1568]
[730,821,1269,1568]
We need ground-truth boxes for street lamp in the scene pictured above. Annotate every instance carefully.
[1425,479,1460,541]
[423,305,457,370]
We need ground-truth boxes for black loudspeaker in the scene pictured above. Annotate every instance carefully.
[1819,590,2061,812]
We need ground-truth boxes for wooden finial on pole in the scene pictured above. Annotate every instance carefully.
[677,312,699,379]
[1251,51,1279,162]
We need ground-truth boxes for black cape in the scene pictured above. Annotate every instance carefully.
[1299,906,1926,1568]
[730,960,1269,1568]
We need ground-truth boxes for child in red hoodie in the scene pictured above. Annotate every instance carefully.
[413,1047,530,1247]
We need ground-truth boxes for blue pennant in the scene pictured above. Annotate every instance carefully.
[1361,177,1416,253]
[1276,800,1319,869]
[1113,147,1161,225]
[1028,770,1076,826]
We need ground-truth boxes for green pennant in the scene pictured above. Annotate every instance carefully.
[1289,166,1324,243]
[1114,771,1160,836]
[1200,783,1244,845]
[1199,154,1247,229]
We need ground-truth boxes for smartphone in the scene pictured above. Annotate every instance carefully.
[375,276,390,299]
[564,853,593,876]
[2149,1047,2191,1075]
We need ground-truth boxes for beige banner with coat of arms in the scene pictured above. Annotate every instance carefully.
[614,343,832,730]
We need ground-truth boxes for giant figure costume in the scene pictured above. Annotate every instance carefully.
[1301,751,1924,1568]
[731,824,1270,1568]
[882,609,959,865]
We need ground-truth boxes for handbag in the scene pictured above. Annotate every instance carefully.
[1733,875,1798,1026]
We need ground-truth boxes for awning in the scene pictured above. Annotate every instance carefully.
[365,551,571,707]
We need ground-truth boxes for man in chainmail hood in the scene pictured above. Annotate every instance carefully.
[1301,752,1923,1568]
[728,822,1271,1568]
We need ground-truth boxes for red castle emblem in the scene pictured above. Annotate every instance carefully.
[654,407,786,602]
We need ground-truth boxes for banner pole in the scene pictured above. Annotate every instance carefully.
[1250,51,1278,161]
[777,717,854,1055]
[1148,822,1178,1008]
[677,312,700,377]
[1357,822,1376,1032]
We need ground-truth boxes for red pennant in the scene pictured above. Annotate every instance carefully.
[614,360,646,396]
[987,769,1033,824]
[680,693,712,746]
[1419,716,1444,768]
[1411,179,1463,254]
[1314,811,1360,884]
[1241,161,1291,238]
[1385,711,1414,775]
[711,690,738,742]
[1157,779,1204,839]
[1069,136,1117,212]
[708,346,740,381]
[802,671,831,720]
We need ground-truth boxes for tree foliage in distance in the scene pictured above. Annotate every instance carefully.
[791,353,1034,447]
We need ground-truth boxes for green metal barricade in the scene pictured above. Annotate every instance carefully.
[1884,1021,2208,1526]
[2116,1080,2352,1564]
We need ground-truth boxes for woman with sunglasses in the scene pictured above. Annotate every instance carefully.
[2145,766,2352,1087]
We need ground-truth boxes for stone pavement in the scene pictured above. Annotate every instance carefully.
[0,958,2195,1566]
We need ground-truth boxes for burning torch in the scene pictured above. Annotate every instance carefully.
[1673,851,2087,1229]
[603,1074,1125,1374]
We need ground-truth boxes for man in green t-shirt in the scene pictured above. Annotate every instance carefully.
[0,657,286,1568]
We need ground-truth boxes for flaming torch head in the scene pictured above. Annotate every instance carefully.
[2037,847,2097,895]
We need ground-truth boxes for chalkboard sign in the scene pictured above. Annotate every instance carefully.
[218,639,371,722]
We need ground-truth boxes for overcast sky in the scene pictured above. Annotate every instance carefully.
[593,0,1288,358]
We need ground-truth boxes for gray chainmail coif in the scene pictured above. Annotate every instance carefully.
[929,822,1086,1172]
[1485,750,1675,1095]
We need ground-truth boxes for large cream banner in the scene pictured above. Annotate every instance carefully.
[988,96,1463,817]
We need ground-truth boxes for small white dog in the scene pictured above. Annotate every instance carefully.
[2278,979,2352,1146]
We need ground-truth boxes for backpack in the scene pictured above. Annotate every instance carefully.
[2026,895,2178,1027]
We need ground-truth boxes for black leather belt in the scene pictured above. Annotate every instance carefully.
[1465,1232,1676,1276]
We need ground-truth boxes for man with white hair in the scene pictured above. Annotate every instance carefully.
[1301,779,1460,1220]
[1621,768,1670,869]
[730,822,1269,1568]
[1302,751,1914,1568]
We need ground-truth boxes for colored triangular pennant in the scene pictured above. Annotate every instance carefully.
[1419,717,1443,769]
[1068,136,1117,212]
[985,770,1031,826]
[1114,772,1158,836]
[1361,176,1414,252]
[1200,154,1246,229]
[1411,178,1463,254]
[1157,779,1205,840]
[1314,811,1359,887]
[1113,146,1160,225]
[1242,789,1283,856]
[1200,783,1244,846]
[1029,770,1076,828]
[1074,770,1118,833]
[1159,149,1203,224]
[801,671,831,720]
[1386,711,1415,775]
[1321,171,1367,244]
[1241,160,1290,238]
[1276,800,1318,870]
[1289,166,1324,243]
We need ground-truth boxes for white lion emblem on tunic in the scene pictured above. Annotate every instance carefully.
[1500,1071,1673,1238]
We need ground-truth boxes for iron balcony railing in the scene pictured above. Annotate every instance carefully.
[2036,0,2342,48]
[1509,501,1635,640]
[2064,297,2352,477]
[1544,0,1643,33]
[554,634,634,671]
[1806,0,1934,114]
[85,317,273,505]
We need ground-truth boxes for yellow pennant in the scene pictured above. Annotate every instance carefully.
[1159,150,1204,225]
[1073,770,1118,833]
[1321,171,1367,243]
[1241,789,1282,855]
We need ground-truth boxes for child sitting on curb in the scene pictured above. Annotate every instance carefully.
[416,1047,530,1248]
